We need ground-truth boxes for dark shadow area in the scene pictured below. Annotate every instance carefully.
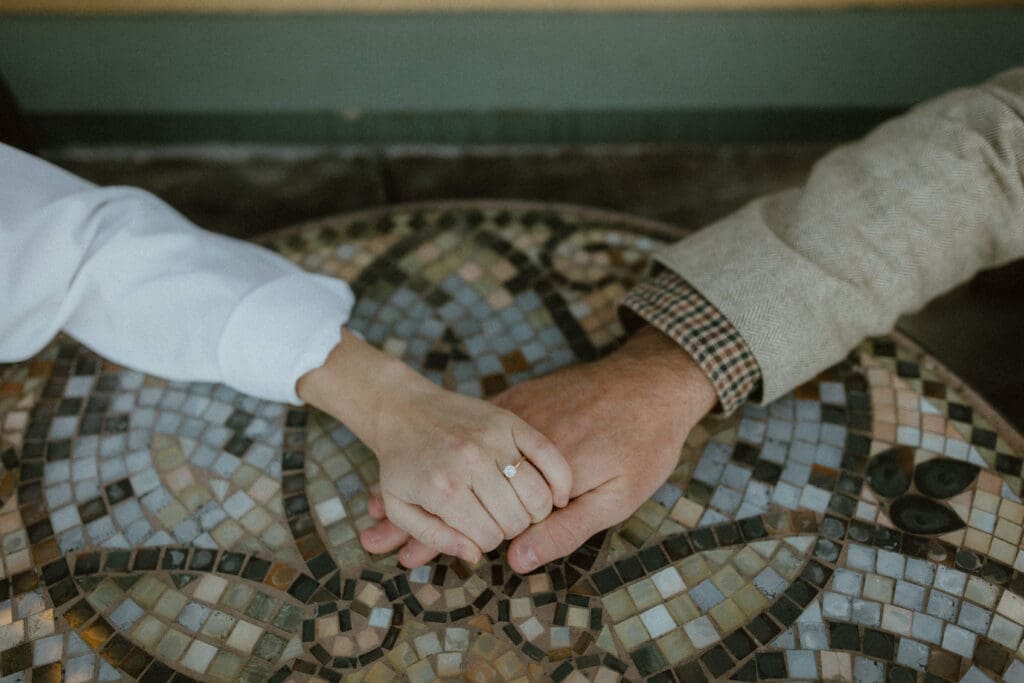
[0,72,36,153]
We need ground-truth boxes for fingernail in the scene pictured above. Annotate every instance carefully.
[518,543,538,572]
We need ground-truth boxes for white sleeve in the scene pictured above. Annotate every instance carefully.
[0,143,355,404]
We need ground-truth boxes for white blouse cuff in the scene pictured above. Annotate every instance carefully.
[217,273,355,404]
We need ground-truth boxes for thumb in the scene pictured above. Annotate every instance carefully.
[507,486,627,574]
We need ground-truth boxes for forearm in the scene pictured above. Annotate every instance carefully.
[296,332,431,446]
[0,143,354,403]
[605,324,717,419]
[656,67,1024,403]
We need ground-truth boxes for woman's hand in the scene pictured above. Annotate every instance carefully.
[359,325,718,571]
[297,331,571,566]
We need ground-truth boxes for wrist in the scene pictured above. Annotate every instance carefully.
[610,325,717,419]
[296,331,429,448]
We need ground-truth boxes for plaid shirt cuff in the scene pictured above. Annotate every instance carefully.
[620,270,762,416]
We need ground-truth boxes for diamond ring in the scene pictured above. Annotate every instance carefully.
[502,457,526,479]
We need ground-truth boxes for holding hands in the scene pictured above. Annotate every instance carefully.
[360,326,717,573]
[297,331,572,566]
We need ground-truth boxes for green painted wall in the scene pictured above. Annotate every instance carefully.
[1,10,1022,143]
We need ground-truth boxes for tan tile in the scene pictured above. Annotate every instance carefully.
[613,615,648,649]
[709,599,745,632]
[86,580,124,612]
[733,584,769,617]
[509,597,533,621]
[997,591,1024,624]
[384,641,417,669]
[820,651,852,680]
[494,650,526,678]
[207,651,243,679]
[156,628,190,660]
[732,547,767,577]
[656,629,694,664]
[963,528,992,554]
[977,473,1002,496]
[1000,499,1024,524]
[192,574,228,604]
[990,538,1018,566]
[222,584,254,611]
[678,555,711,585]
[527,573,551,594]
[626,580,660,612]
[666,594,700,624]
[712,566,746,596]
[994,518,1022,545]
[863,574,894,603]
[964,576,1000,608]
[670,498,704,527]
[131,615,166,647]
[153,590,188,620]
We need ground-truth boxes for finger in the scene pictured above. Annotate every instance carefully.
[507,485,628,574]
[367,494,387,520]
[359,516,442,568]
[504,459,554,524]
[397,538,441,569]
[386,498,482,565]
[360,518,411,555]
[474,465,533,539]
[427,491,505,553]
[511,420,572,507]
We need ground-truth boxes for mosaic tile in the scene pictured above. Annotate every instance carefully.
[1,203,1023,680]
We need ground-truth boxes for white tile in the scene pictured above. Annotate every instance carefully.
[651,567,685,599]
[182,638,218,673]
[32,633,63,665]
[314,497,347,526]
[683,615,719,649]
[941,623,976,659]
[639,605,675,639]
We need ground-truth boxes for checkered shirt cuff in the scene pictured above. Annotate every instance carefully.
[621,270,762,416]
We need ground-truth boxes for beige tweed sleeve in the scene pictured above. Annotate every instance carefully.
[655,67,1024,405]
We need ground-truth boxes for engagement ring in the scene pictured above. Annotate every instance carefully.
[502,457,526,479]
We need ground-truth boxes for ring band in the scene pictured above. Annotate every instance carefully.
[502,456,526,479]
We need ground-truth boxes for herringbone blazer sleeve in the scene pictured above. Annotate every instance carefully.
[656,67,1024,405]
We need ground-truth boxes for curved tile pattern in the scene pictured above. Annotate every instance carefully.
[0,203,1023,682]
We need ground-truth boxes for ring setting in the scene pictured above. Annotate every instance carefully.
[502,457,526,479]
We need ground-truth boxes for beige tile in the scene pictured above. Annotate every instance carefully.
[153,590,189,620]
[863,574,894,603]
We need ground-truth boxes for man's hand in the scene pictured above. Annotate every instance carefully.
[298,331,571,566]
[359,325,717,572]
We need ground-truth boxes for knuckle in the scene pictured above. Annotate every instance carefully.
[428,471,459,498]
[511,514,531,537]
[425,529,454,556]
[527,496,553,524]
[521,480,553,522]
[481,521,505,549]
[451,441,486,469]
[480,531,503,553]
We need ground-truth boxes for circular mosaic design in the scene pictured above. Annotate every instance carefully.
[1,202,1024,682]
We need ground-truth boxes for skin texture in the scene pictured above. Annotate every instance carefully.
[360,325,718,572]
[297,331,572,565]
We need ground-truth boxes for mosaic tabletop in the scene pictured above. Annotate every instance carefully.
[2,202,1024,683]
